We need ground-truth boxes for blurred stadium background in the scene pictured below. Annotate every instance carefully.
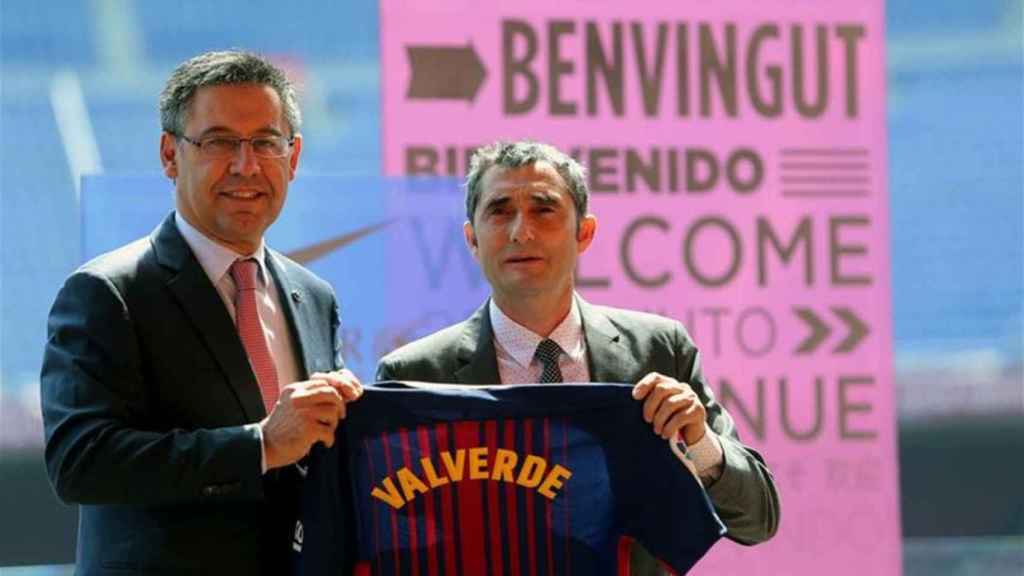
[1,1,1021,574]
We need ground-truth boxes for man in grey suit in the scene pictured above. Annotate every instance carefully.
[40,51,362,574]
[377,141,779,569]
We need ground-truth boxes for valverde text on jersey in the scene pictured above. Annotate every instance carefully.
[371,445,572,510]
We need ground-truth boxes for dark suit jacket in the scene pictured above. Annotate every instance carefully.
[376,298,780,552]
[41,212,342,575]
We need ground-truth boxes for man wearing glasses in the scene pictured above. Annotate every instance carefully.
[40,50,362,574]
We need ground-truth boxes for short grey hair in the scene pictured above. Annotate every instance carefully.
[465,141,588,226]
[159,50,302,137]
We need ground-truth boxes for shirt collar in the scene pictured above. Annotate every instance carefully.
[174,212,269,287]
[489,296,585,369]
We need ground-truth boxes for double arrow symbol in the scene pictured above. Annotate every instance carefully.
[407,44,487,103]
[793,307,869,354]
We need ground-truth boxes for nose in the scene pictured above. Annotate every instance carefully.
[229,140,261,177]
[509,212,534,243]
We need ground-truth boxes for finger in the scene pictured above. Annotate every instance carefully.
[652,392,692,435]
[299,413,334,449]
[336,380,363,402]
[660,400,700,439]
[302,404,342,425]
[313,371,364,402]
[299,391,347,421]
[311,369,357,384]
[309,372,341,386]
[317,420,335,448]
[338,369,364,400]
[284,381,329,403]
[294,377,332,390]
[290,396,343,415]
[290,385,345,408]
[632,372,662,400]
[642,383,675,423]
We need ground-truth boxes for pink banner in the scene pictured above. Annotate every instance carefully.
[381,1,899,574]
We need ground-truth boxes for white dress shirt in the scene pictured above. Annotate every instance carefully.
[490,297,590,384]
[489,297,724,484]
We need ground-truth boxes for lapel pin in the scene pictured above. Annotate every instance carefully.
[291,290,302,303]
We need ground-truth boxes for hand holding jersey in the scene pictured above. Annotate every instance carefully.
[634,372,708,444]
[261,371,363,470]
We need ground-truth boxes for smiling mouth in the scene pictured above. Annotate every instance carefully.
[220,190,266,200]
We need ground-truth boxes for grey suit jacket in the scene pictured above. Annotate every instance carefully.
[377,298,780,550]
[41,212,342,575]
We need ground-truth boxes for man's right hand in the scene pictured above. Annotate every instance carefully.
[260,379,346,470]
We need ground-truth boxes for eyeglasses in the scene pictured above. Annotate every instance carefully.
[176,133,294,159]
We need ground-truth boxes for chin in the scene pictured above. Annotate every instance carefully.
[506,284,551,299]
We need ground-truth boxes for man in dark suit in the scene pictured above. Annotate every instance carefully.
[377,141,780,570]
[40,50,362,575]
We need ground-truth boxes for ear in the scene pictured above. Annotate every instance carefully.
[463,220,480,260]
[159,132,178,179]
[576,214,598,255]
[287,133,303,179]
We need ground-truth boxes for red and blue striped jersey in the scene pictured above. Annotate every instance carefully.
[296,383,726,575]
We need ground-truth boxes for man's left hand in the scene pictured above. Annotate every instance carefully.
[632,372,707,444]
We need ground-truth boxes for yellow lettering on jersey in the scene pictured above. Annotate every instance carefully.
[369,447,573,510]
[371,477,405,510]
[538,464,573,500]
[468,447,489,480]
[420,456,449,488]
[440,449,465,481]
[490,448,518,482]
[516,454,547,488]
[397,467,430,501]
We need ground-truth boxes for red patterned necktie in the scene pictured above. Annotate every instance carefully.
[230,259,279,413]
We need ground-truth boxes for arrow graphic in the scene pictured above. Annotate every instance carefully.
[832,307,870,353]
[406,44,487,103]
[285,220,395,265]
[794,307,832,354]
[793,307,870,354]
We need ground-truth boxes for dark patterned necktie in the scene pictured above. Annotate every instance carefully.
[534,338,564,383]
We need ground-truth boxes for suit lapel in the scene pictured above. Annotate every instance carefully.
[266,251,329,378]
[453,301,501,385]
[579,297,639,384]
[152,213,266,422]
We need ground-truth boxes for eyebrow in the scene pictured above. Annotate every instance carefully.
[481,189,564,212]
[530,192,560,206]
[196,125,285,138]
[481,196,511,213]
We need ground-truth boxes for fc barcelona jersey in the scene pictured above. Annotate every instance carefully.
[296,382,726,575]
